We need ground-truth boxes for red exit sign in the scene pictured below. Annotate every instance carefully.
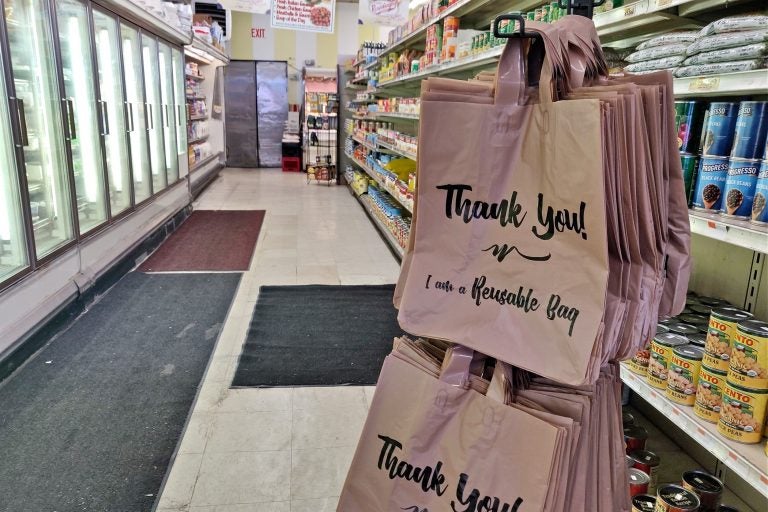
[251,28,266,38]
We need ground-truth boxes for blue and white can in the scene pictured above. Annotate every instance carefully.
[701,102,738,157]
[752,160,768,225]
[692,156,729,211]
[722,158,760,218]
[731,101,768,160]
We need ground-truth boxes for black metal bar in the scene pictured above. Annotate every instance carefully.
[492,13,543,42]
[557,0,604,19]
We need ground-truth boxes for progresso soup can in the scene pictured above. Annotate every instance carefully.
[721,158,760,218]
[718,382,768,443]
[681,153,699,203]
[729,320,768,389]
[702,102,738,157]
[694,366,727,423]
[704,307,753,372]
[648,333,689,389]
[624,424,649,454]
[751,160,768,225]
[682,470,723,512]
[692,156,729,211]
[731,101,768,160]
[675,101,706,153]
[654,484,701,512]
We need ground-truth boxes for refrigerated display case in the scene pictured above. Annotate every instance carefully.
[158,41,178,185]
[56,0,108,235]
[171,47,188,178]
[142,34,167,194]
[5,0,75,259]
[0,44,28,283]
[93,7,132,218]
[121,22,152,204]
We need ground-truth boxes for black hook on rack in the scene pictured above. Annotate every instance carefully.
[493,13,543,42]
[557,0,605,19]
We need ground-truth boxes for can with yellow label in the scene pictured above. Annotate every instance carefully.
[648,333,689,389]
[718,381,768,443]
[728,320,768,389]
[704,307,753,372]
[694,366,727,423]
[667,345,705,406]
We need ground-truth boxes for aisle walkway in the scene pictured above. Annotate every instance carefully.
[155,168,400,511]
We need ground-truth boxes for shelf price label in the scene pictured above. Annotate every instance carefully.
[689,76,721,93]
[655,0,673,8]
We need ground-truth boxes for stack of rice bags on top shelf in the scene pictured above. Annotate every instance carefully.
[623,31,698,74]
[676,14,768,77]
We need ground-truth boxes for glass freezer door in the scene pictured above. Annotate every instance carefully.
[5,0,74,258]
[56,0,108,234]
[171,47,187,178]
[158,42,178,185]
[93,9,132,217]
[141,34,166,193]
[121,23,151,203]
[0,40,29,282]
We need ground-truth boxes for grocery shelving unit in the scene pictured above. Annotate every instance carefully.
[184,34,228,185]
[621,365,768,498]
[342,0,768,508]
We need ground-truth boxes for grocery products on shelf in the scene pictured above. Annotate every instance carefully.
[619,16,768,77]
[627,292,768,448]
[673,99,767,224]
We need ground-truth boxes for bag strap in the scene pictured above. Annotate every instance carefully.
[439,344,474,386]
[493,16,557,106]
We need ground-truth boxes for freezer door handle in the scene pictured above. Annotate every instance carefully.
[64,98,76,140]
[164,105,169,128]
[147,103,153,130]
[125,102,134,133]
[15,98,29,147]
[177,105,182,127]
[99,100,110,136]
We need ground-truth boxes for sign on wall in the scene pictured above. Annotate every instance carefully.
[271,0,336,33]
[358,0,408,25]
[218,0,271,14]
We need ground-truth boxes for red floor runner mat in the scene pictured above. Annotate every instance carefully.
[138,210,265,272]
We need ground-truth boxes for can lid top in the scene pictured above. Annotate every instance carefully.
[679,313,709,325]
[669,323,700,335]
[628,467,650,484]
[690,304,712,315]
[737,319,768,337]
[656,484,701,508]
[682,470,723,493]
[629,449,660,465]
[699,296,728,307]
[687,333,707,347]
[711,307,753,322]
[623,424,648,439]
[673,344,705,360]
[653,332,689,347]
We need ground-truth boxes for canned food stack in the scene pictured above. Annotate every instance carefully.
[627,292,768,447]
[674,99,768,224]
[623,413,741,511]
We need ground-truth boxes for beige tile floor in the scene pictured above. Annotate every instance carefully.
[155,168,399,511]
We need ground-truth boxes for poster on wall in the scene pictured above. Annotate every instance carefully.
[218,0,271,13]
[358,0,408,25]
[270,0,336,33]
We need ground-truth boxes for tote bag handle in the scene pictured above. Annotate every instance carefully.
[493,15,558,107]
